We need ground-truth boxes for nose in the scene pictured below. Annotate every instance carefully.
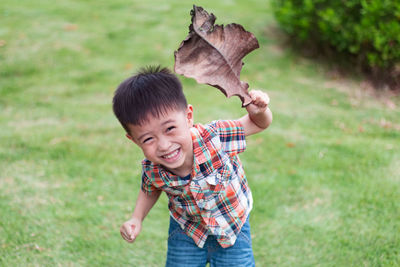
[157,136,171,151]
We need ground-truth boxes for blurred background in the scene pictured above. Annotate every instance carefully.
[1,0,399,266]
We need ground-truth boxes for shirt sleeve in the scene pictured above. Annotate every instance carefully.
[141,168,158,195]
[211,120,246,156]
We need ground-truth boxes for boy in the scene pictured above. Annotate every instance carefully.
[113,66,272,267]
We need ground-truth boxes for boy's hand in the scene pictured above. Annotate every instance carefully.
[239,89,272,136]
[120,217,142,243]
[246,89,270,115]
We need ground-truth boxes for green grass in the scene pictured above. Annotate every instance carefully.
[1,0,399,266]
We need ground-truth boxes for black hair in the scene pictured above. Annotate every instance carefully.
[112,65,187,134]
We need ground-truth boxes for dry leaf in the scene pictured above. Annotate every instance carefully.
[64,24,78,31]
[124,63,133,70]
[174,5,259,106]
[286,142,296,148]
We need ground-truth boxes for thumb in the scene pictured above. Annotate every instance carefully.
[132,223,142,238]
[130,225,136,239]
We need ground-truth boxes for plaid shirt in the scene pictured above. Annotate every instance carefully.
[141,120,253,248]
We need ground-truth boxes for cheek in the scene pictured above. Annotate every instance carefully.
[176,134,192,148]
[140,145,156,158]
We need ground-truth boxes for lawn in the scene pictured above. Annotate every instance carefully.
[1,0,399,266]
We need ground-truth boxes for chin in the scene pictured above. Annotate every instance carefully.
[163,160,184,170]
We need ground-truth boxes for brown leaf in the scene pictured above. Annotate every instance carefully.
[174,5,259,106]
[286,142,296,148]
[64,24,78,31]
[124,63,133,70]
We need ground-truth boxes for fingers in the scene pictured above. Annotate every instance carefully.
[121,232,134,243]
[120,226,132,242]
[249,90,269,108]
[120,223,136,243]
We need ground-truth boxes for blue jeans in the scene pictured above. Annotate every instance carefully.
[166,217,255,267]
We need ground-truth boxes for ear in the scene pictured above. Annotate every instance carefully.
[126,133,137,144]
[186,105,194,127]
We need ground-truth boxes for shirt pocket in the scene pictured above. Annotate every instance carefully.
[204,164,231,199]
[162,185,185,196]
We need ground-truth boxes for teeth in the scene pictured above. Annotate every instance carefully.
[163,149,179,159]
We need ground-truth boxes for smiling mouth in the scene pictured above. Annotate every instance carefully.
[161,148,181,160]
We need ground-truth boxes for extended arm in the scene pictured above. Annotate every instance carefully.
[239,90,273,136]
[120,189,162,243]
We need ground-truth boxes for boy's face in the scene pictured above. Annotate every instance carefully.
[126,105,194,176]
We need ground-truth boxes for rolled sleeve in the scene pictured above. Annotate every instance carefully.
[211,120,246,156]
[141,171,157,195]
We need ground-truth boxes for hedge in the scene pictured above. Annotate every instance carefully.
[272,0,400,70]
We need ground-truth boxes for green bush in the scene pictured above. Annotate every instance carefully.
[272,0,400,69]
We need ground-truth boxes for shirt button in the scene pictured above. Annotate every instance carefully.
[197,199,204,209]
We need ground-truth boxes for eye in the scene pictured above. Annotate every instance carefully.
[166,126,176,132]
[143,137,153,144]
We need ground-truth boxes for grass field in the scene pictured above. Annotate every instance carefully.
[1,0,400,266]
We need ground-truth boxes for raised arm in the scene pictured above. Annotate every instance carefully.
[120,189,162,243]
[238,90,273,136]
